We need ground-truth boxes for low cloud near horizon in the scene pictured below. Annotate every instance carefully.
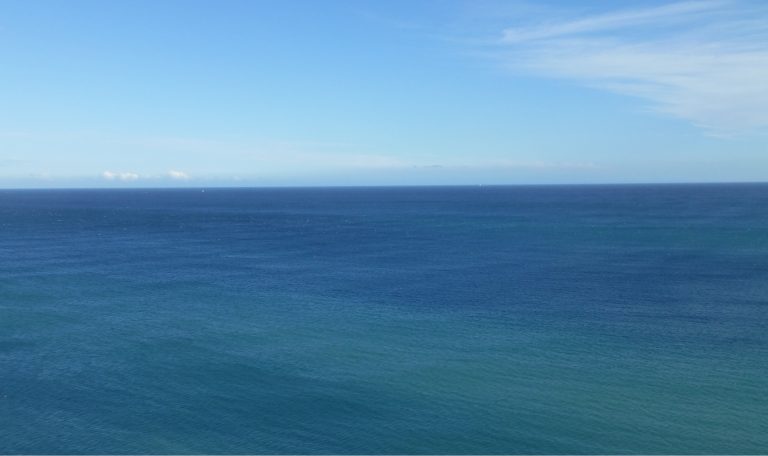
[102,170,140,182]
[101,169,191,182]
[167,170,190,180]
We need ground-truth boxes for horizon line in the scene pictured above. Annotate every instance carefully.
[1,181,767,191]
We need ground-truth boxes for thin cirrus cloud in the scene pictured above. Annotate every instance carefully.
[497,0,768,133]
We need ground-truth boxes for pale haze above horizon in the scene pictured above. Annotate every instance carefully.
[1,0,767,188]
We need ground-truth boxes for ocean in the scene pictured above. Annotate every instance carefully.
[1,184,767,454]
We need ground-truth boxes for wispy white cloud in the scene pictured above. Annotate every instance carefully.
[501,1,725,43]
[497,1,768,133]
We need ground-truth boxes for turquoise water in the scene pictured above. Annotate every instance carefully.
[1,185,767,453]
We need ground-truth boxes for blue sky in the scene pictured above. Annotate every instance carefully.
[1,0,766,187]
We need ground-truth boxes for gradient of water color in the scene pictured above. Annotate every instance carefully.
[1,185,767,453]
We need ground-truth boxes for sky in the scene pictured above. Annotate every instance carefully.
[1,0,767,187]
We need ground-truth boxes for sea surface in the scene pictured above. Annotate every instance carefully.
[1,184,767,454]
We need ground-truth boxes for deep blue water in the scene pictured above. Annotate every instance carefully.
[1,184,767,454]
